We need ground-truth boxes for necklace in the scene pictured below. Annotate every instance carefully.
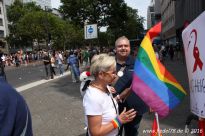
[90,83,108,93]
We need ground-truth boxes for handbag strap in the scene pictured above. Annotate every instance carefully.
[109,91,121,134]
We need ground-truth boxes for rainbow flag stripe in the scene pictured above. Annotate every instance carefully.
[132,22,186,117]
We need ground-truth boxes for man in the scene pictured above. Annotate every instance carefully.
[0,78,33,135]
[113,36,148,136]
[82,47,90,69]
[67,51,80,82]
[43,51,50,79]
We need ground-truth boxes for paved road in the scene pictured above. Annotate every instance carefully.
[19,60,198,136]
[5,62,67,88]
[21,76,86,136]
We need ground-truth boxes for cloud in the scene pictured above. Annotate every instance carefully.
[125,0,150,28]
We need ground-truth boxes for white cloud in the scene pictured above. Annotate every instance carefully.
[51,0,61,9]
[125,0,150,29]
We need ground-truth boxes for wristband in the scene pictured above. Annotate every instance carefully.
[111,117,122,128]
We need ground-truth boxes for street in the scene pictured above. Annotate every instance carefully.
[5,62,56,88]
[6,60,198,136]
[21,76,85,136]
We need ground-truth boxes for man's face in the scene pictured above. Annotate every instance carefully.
[115,39,130,57]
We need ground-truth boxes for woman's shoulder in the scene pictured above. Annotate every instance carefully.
[83,87,106,102]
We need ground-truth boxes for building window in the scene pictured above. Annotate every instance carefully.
[0,30,4,38]
[0,18,3,26]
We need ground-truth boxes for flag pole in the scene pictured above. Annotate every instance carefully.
[155,112,161,136]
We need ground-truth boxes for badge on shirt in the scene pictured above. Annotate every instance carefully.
[117,71,124,77]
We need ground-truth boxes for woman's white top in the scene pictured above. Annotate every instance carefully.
[83,86,118,136]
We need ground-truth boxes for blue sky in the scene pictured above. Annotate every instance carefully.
[51,0,150,28]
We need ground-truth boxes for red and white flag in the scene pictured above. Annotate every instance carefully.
[151,113,162,136]
[198,118,205,136]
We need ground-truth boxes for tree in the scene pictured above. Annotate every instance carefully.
[59,0,85,27]
[7,0,82,50]
[60,0,145,47]
[6,0,41,49]
[60,0,110,28]
[123,7,144,39]
[16,11,47,50]
[107,0,128,39]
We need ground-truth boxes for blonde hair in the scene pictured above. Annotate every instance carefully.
[115,36,130,47]
[90,54,116,76]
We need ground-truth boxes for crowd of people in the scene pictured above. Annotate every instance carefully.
[153,42,185,64]
[0,51,44,67]
[41,47,116,81]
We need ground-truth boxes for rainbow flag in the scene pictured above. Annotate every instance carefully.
[131,22,187,117]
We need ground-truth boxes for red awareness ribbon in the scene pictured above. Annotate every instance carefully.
[193,46,203,72]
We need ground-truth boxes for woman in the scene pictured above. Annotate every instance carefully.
[83,54,136,136]
[50,53,56,79]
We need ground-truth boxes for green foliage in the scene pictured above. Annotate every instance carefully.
[6,0,83,50]
[6,0,145,50]
[60,0,145,46]
[6,1,42,49]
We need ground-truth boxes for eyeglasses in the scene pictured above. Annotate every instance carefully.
[103,71,117,76]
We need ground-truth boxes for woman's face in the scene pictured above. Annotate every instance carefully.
[102,65,117,84]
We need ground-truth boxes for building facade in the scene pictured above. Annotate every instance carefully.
[0,0,52,53]
[0,0,9,53]
[147,0,161,29]
[147,5,155,29]
[160,0,176,46]
[4,0,14,5]
[175,0,205,45]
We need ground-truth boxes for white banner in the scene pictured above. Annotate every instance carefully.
[182,11,205,118]
[84,24,98,39]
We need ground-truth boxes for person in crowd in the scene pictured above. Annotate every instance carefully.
[42,51,50,79]
[82,47,90,69]
[168,45,174,61]
[0,77,33,135]
[83,54,136,136]
[153,44,159,59]
[0,50,6,81]
[159,45,165,64]
[50,52,56,79]
[83,53,136,136]
[113,36,148,136]
[65,51,70,71]
[67,51,80,82]
[1,53,6,66]
[56,51,64,76]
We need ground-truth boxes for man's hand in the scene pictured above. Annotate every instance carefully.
[120,87,131,100]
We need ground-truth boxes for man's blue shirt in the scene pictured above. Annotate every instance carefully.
[0,79,33,136]
[114,55,148,115]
